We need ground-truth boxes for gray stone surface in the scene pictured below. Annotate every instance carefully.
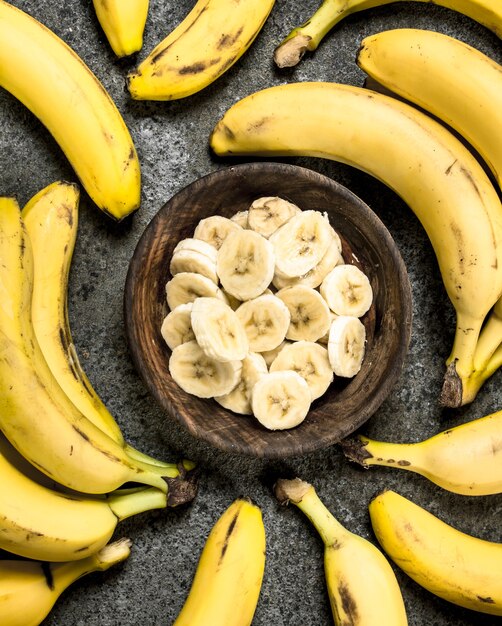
[1,1,502,625]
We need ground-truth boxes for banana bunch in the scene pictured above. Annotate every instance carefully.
[341,409,502,495]
[92,0,149,57]
[370,490,502,616]
[0,1,140,220]
[127,0,276,100]
[0,538,132,626]
[273,0,502,68]
[210,82,502,399]
[173,498,266,626]
[274,478,408,626]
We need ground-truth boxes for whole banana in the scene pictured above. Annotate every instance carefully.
[92,0,149,57]
[127,0,276,100]
[370,490,502,616]
[210,82,502,388]
[173,498,266,626]
[341,409,502,495]
[0,1,141,220]
[273,0,502,68]
[274,478,408,626]
[0,538,131,626]
[0,197,191,496]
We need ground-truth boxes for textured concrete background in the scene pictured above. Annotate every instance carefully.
[1,1,502,625]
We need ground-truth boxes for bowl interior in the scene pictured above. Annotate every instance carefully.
[124,162,412,458]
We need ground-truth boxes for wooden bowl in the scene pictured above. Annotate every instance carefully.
[124,162,412,458]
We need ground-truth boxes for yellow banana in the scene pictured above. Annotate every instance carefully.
[274,478,408,626]
[93,0,149,57]
[21,181,183,471]
[210,82,502,387]
[127,0,276,100]
[0,197,194,497]
[273,0,502,68]
[0,1,140,220]
[370,490,502,616]
[0,538,131,626]
[341,409,502,495]
[173,498,266,626]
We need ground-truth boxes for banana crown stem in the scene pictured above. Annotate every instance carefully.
[107,487,166,520]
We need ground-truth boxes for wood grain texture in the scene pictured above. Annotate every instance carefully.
[124,162,412,458]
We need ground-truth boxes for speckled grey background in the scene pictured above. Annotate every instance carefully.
[1,1,502,625]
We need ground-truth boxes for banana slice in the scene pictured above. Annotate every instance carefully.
[273,239,341,290]
[328,315,366,378]
[161,303,195,350]
[166,272,227,310]
[215,352,268,414]
[269,210,333,278]
[318,312,338,345]
[247,196,301,238]
[230,210,249,228]
[173,237,218,263]
[276,285,331,342]
[193,215,242,249]
[270,341,333,400]
[261,340,291,368]
[235,294,290,352]
[191,297,248,362]
[169,340,242,398]
[170,249,218,284]
[216,230,275,300]
[320,264,373,317]
[251,370,311,430]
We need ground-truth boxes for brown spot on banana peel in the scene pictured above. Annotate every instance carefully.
[217,27,244,49]
[336,581,358,626]
[218,509,240,565]
[477,596,496,604]
[41,562,55,590]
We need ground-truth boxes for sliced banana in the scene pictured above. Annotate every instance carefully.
[318,312,338,345]
[251,370,311,430]
[166,272,227,310]
[270,341,334,401]
[261,340,291,368]
[216,229,275,300]
[173,237,218,263]
[161,303,195,350]
[170,249,218,283]
[272,239,341,290]
[215,352,268,414]
[230,210,249,228]
[235,294,291,352]
[276,285,331,342]
[328,315,366,378]
[193,215,242,249]
[320,264,373,317]
[191,297,248,363]
[269,210,333,278]
[247,196,301,238]
[169,340,242,398]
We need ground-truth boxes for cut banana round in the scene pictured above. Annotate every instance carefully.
[216,229,275,300]
[247,196,301,238]
[273,239,341,290]
[270,341,333,400]
[191,297,248,362]
[230,210,249,228]
[235,294,290,352]
[169,341,242,398]
[276,285,331,342]
[193,215,242,249]
[269,210,333,277]
[166,272,227,310]
[328,315,366,378]
[320,264,373,317]
[261,340,291,368]
[173,237,218,263]
[215,352,268,414]
[251,370,311,430]
[170,249,218,283]
[161,303,195,350]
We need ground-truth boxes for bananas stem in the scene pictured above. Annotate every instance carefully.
[106,487,166,520]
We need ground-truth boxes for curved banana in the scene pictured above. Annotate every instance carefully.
[0,1,140,220]
[93,0,149,57]
[127,0,275,100]
[173,498,266,626]
[370,490,502,615]
[273,0,502,68]
[0,197,190,496]
[341,409,502,495]
[274,478,408,626]
[0,538,131,626]
[21,181,182,470]
[210,82,502,386]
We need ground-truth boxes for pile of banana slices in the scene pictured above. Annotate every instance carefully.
[162,197,373,430]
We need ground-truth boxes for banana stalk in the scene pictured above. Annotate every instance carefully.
[93,0,149,57]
